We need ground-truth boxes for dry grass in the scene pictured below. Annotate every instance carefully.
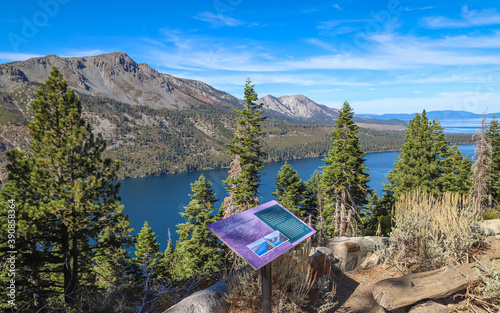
[452,260,500,313]
[388,189,485,274]
[224,244,320,313]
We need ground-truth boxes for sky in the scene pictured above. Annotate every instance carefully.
[1,0,500,114]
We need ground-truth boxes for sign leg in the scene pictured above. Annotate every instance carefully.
[262,263,272,313]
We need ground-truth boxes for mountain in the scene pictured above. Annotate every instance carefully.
[258,94,338,121]
[258,94,407,128]
[0,52,243,110]
[357,110,500,121]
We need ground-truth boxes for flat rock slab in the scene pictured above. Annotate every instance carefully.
[372,256,500,310]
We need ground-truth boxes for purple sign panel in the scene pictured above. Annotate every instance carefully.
[207,200,316,270]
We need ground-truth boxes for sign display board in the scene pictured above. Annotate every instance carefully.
[207,200,316,270]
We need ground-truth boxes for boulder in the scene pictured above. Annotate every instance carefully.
[481,219,500,235]
[309,251,331,279]
[359,251,382,270]
[344,241,360,252]
[408,301,448,313]
[326,236,389,272]
[164,279,229,313]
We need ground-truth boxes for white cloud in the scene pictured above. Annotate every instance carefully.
[405,6,433,12]
[60,49,105,57]
[0,52,42,62]
[422,6,500,28]
[193,12,244,27]
[333,4,341,10]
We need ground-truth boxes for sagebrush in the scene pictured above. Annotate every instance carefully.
[388,189,485,273]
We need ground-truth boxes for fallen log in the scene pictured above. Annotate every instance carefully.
[372,256,500,310]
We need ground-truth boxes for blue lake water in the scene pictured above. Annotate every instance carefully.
[118,144,475,250]
[440,118,487,134]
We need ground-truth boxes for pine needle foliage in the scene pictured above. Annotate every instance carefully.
[321,101,370,237]
[223,79,267,215]
[273,162,308,219]
[174,174,223,280]
[0,67,133,309]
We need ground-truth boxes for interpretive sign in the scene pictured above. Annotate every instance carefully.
[207,200,316,270]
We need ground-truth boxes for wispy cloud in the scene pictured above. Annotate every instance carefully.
[422,6,500,28]
[0,52,42,62]
[405,6,433,12]
[333,4,341,10]
[193,12,244,27]
[60,49,105,57]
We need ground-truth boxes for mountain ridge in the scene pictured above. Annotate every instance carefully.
[357,110,500,121]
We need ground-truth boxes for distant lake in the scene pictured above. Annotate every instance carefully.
[118,144,475,250]
[441,118,489,134]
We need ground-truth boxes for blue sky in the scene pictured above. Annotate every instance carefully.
[1,0,500,114]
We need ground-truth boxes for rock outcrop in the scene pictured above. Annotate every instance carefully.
[1,52,243,109]
[258,94,338,121]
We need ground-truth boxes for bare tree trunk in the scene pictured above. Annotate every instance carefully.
[334,200,339,237]
[346,209,352,237]
[470,112,493,214]
[318,182,325,245]
[340,190,347,237]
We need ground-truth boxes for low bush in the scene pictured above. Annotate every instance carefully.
[224,243,334,313]
[388,189,485,274]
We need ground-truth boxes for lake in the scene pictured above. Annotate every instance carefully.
[118,144,475,250]
[440,118,488,134]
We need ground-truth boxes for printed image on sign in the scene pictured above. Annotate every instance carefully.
[207,200,316,270]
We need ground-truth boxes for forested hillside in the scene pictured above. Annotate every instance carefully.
[0,91,473,181]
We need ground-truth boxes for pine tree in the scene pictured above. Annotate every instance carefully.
[304,170,325,244]
[174,174,223,280]
[439,145,472,194]
[134,221,161,272]
[94,210,135,294]
[0,67,132,308]
[321,101,370,237]
[386,111,439,199]
[222,79,267,216]
[385,110,469,202]
[272,162,307,219]
[486,115,500,205]
[157,229,175,281]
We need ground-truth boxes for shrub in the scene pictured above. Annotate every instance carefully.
[483,205,500,220]
[455,259,500,312]
[224,244,317,313]
[388,189,485,274]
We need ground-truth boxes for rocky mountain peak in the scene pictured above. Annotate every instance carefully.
[0,52,243,110]
[258,94,338,121]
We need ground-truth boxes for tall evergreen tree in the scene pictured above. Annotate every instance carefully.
[386,111,440,199]
[272,162,307,219]
[486,115,500,205]
[174,174,223,280]
[0,67,132,308]
[385,110,470,203]
[304,170,326,244]
[439,145,472,194]
[222,79,267,216]
[321,101,370,237]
